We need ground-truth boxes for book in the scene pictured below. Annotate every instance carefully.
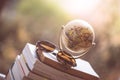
[22,43,99,80]
[19,54,47,80]
[11,56,21,80]
[5,69,14,80]
[7,55,47,80]
[6,43,100,80]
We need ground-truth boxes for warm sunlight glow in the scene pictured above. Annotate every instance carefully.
[56,0,100,16]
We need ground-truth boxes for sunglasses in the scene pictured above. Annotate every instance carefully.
[36,41,77,67]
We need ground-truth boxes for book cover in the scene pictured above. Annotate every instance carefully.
[22,43,99,80]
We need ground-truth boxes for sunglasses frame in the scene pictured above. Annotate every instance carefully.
[36,41,77,67]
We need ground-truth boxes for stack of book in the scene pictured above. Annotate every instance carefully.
[5,43,100,80]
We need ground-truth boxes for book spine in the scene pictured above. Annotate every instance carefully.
[12,60,21,80]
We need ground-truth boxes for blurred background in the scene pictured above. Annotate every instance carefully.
[0,0,120,80]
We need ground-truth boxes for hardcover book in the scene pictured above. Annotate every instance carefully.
[6,43,99,80]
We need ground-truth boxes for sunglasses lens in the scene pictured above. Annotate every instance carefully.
[36,41,77,67]
[57,51,76,67]
[36,41,56,52]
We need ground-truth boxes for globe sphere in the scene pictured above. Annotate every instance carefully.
[60,19,95,58]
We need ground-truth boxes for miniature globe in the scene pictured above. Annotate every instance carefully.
[60,19,95,58]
